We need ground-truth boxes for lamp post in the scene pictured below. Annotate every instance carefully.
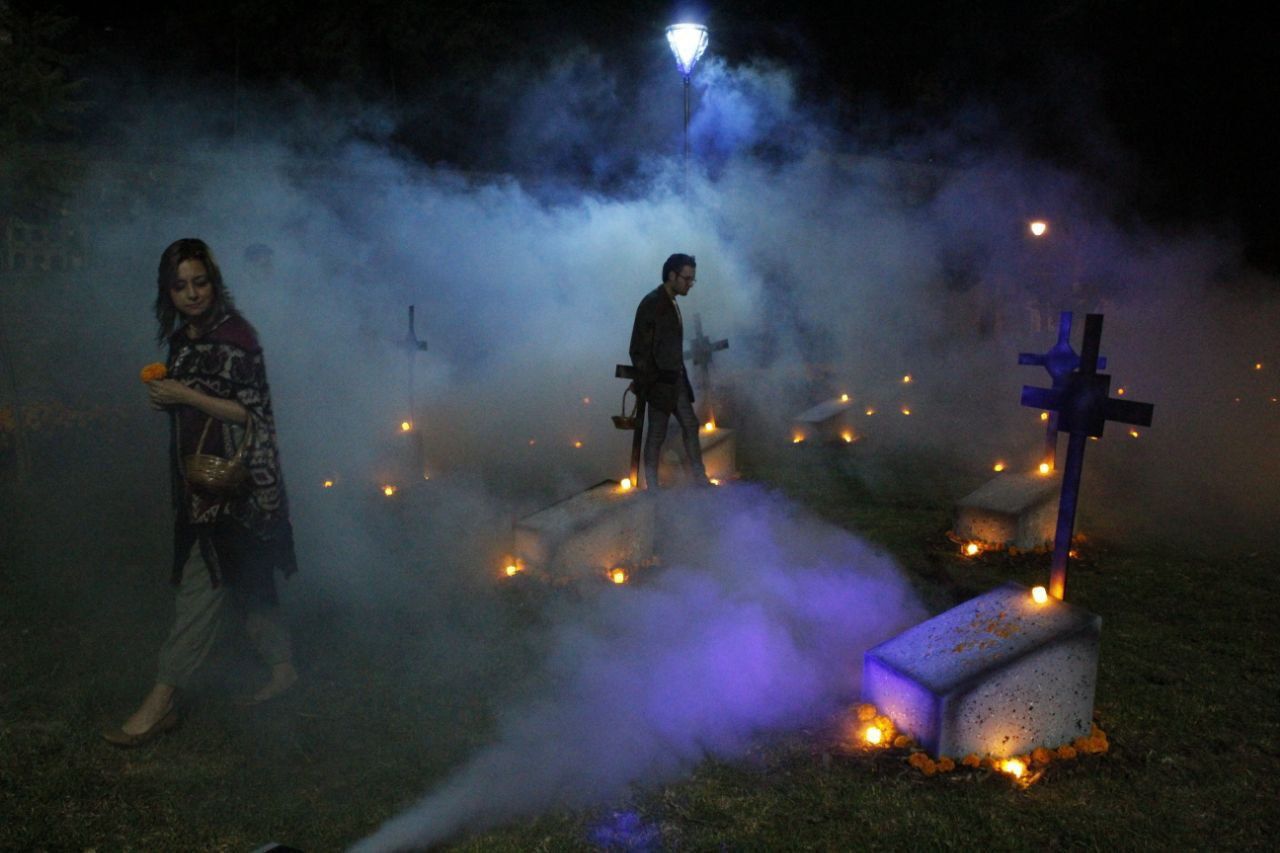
[665,23,709,188]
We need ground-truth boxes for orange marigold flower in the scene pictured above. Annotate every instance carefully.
[907,752,930,769]
[873,715,893,732]
[140,363,168,382]
[1055,745,1078,760]
[982,756,999,770]
[855,703,877,722]
[892,734,913,749]
[920,759,938,776]
[1031,747,1053,766]
[962,753,982,768]
[937,757,956,772]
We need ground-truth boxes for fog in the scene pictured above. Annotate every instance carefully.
[2,34,1277,849]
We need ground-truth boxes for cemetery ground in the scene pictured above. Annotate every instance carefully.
[2,438,1277,851]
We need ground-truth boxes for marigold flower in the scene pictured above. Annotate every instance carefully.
[1031,747,1053,766]
[937,757,956,772]
[920,760,938,776]
[140,362,168,382]
[855,704,877,722]
[873,715,893,732]
[892,734,913,749]
[907,752,930,769]
[962,753,982,768]
[1055,745,1078,760]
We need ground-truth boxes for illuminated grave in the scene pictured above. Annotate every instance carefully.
[659,425,737,484]
[792,396,854,444]
[862,582,1101,759]
[513,480,654,579]
[954,471,1060,550]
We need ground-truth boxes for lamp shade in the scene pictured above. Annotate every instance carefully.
[665,23,709,78]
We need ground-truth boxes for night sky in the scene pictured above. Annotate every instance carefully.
[15,0,1279,275]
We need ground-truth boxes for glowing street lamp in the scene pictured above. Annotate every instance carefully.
[665,23,709,181]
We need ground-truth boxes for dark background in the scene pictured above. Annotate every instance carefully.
[6,1,1278,274]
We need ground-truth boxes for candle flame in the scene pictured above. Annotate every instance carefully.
[401,421,412,432]
[841,430,855,443]
[528,438,536,446]
[573,440,583,448]
[703,421,716,432]
[1038,462,1052,475]
[865,408,875,416]
[504,563,522,577]
[1001,758,1027,778]
[901,407,911,416]
[902,374,912,384]
[1255,362,1263,371]
[863,725,883,745]
[709,478,721,486]
[382,485,397,496]
[1116,386,1126,396]
[1029,220,1048,237]
[323,479,334,488]
[1031,586,1048,604]
[583,396,591,404]
[964,542,981,557]
[609,568,628,584]
[620,477,633,491]
[1129,429,1140,438]
[1040,412,1049,422]
[993,461,1006,472]
[792,433,805,444]
[840,393,850,402]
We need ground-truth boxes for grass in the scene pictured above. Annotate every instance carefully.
[2,438,1278,851]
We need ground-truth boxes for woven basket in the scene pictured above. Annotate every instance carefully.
[182,416,253,495]
[611,386,639,430]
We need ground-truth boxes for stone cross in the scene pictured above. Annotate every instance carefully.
[402,305,429,479]
[1021,313,1153,600]
[1018,311,1107,467]
[683,313,729,422]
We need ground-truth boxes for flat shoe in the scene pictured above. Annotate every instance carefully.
[102,706,179,747]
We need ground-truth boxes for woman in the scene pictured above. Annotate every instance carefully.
[104,238,299,747]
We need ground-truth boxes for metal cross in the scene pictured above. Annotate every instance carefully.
[684,313,728,422]
[1021,313,1153,600]
[1018,311,1107,466]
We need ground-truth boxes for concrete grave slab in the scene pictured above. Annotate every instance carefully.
[514,480,655,580]
[792,397,855,444]
[862,582,1101,759]
[659,427,737,484]
[955,472,1060,549]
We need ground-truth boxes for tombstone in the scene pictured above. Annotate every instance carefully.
[791,395,856,445]
[513,480,655,580]
[862,582,1101,759]
[954,472,1060,550]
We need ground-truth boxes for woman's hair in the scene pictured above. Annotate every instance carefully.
[154,238,238,343]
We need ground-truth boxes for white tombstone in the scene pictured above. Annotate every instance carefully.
[792,397,856,444]
[862,582,1101,759]
[514,480,655,580]
[954,472,1060,550]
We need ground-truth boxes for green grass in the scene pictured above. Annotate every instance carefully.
[3,441,1278,851]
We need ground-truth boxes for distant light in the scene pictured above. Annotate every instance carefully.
[401,421,412,432]
[1129,429,1140,438]
[841,430,855,443]
[1255,362,1264,371]
[901,407,911,416]
[1040,412,1050,422]
[792,433,805,444]
[993,461,1006,472]
[665,23,709,78]
[840,393,850,402]
[1038,462,1052,475]
[323,479,334,488]
[573,440,583,448]
[1001,758,1027,778]
[902,374,912,384]
[528,438,536,446]
[865,408,875,416]
[583,396,591,405]
[620,477,633,491]
[609,568,629,585]
[382,485,397,496]
[709,478,721,486]
[863,725,883,745]
[1116,386,1126,396]
[1031,585,1048,604]
[504,563,522,578]
[1029,220,1048,237]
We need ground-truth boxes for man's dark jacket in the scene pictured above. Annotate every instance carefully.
[629,285,694,414]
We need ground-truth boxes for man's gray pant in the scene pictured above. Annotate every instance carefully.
[643,378,707,489]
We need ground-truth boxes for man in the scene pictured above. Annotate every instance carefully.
[629,253,708,489]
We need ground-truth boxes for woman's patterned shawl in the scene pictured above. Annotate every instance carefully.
[167,311,297,595]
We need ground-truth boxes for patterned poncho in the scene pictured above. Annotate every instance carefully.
[167,310,297,602]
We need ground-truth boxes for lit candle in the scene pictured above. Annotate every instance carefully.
[993,462,1006,472]
[1031,586,1048,604]
[609,568,628,584]
[401,421,412,432]
[620,477,633,491]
